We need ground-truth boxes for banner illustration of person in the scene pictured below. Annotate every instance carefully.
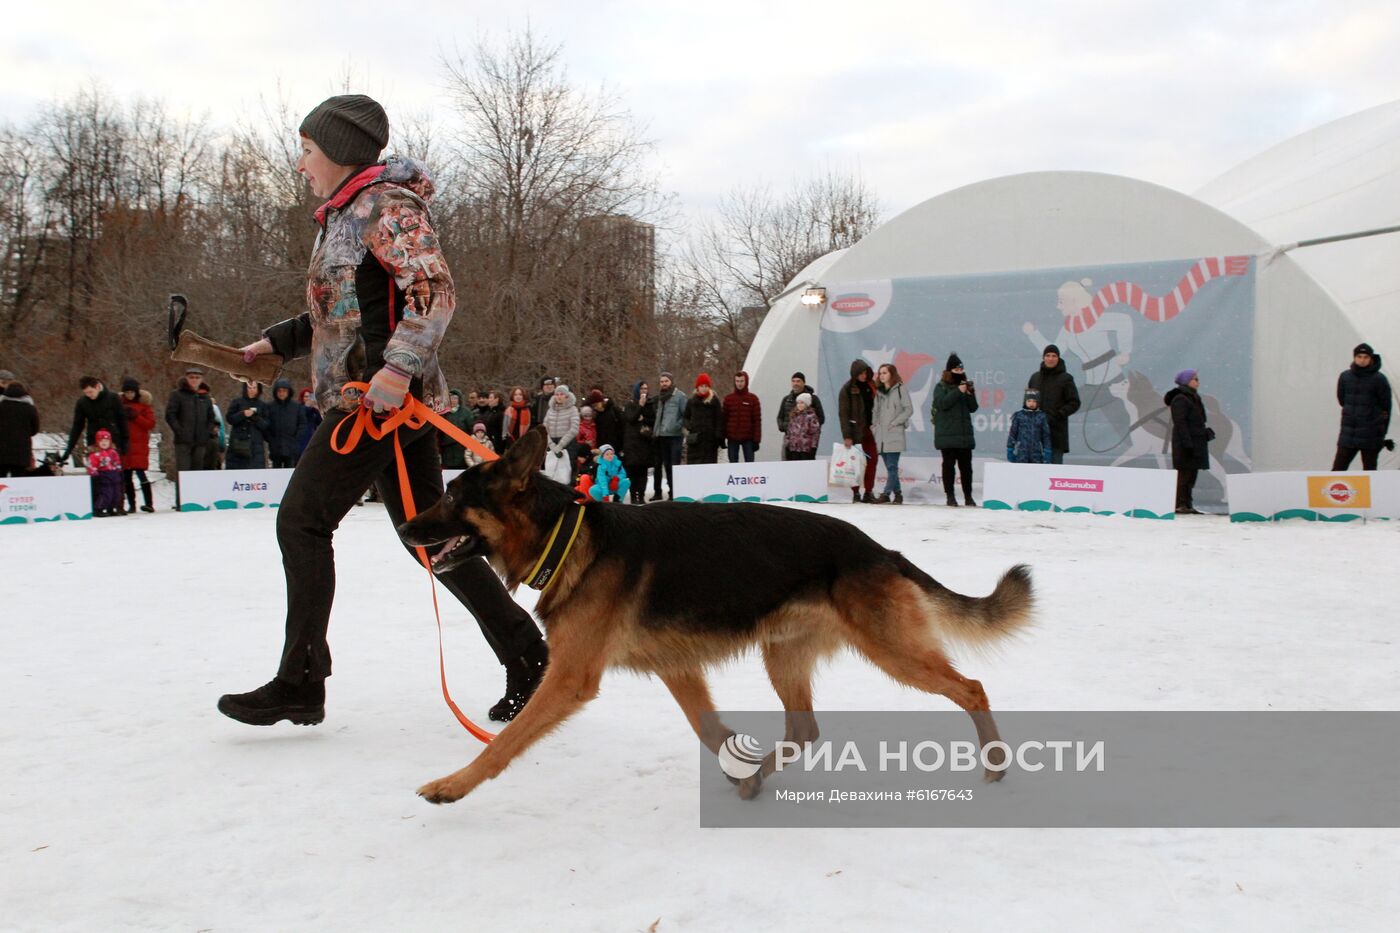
[817,257,1255,505]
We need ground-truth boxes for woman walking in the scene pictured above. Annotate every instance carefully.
[932,353,979,507]
[220,94,547,727]
[871,363,913,504]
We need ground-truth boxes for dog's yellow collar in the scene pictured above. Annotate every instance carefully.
[524,502,586,594]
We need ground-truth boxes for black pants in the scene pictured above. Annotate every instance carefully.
[123,468,152,509]
[624,461,649,501]
[271,453,296,469]
[173,443,208,509]
[784,448,817,460]
[1332,446,1379,471]
[1176,466,1199,509]
[275,409,543,683]
[657,436,682,493]
[941,447,973,498]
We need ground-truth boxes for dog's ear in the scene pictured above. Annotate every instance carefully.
[498,425,547,491]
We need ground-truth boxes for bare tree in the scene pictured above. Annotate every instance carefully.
[675,169,881,375]
[438,27,667,390]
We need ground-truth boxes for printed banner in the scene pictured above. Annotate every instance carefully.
[699,711,1400,828]
[176,469,293,511]
[817,257,1255,506]
[1228,471,1400,522]
[674,461,829,503]
[982,462,1178,519]
[0,476,95,524]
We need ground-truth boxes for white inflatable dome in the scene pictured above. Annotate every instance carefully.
[745,170,1364,472]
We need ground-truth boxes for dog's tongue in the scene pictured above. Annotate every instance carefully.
[430,536,463,567]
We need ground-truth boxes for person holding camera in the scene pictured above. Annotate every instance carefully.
[225,381,268,470]
[622,381,657,503]
[932,353,979,507]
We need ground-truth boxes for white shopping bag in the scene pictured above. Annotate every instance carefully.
[827,442,863,486]
[542,449,573,484]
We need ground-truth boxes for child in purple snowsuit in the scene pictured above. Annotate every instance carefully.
[87,428,125,517]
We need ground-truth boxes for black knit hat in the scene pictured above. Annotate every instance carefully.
[947,352,964,370]
[1043,344,1060,357]
[1354,342,1375,356]
[121,377,140,392]
[299,94,389,167]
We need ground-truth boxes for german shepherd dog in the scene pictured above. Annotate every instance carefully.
[399,427,1033,804]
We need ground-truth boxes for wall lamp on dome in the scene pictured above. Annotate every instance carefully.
[800,287,826,307]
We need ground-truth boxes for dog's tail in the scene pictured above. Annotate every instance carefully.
[895,555,1034,645]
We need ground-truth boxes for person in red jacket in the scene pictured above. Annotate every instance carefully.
[119,377,156,513]
[722,370,762,462]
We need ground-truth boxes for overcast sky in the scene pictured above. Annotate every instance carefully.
[5,0,1399,222]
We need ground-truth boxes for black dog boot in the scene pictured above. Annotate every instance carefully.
[218,676,325,726]
[489,641,549,722]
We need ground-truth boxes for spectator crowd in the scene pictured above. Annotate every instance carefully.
[0,339,1389,516]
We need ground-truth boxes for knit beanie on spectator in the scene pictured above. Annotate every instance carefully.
[588,389,605,406]
[796,392,812,407]
[947,352,964,370]
[695,373,712,389]
[1023,387,1040,407]
[299,94,390,167]
[121,377,140,393]
[1043,345,1060,358]
[473,422,486,433]
[1355,342,1375,356]
[1175,369,1197,386]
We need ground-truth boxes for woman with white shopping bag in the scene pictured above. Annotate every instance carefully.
[542,384,580,483]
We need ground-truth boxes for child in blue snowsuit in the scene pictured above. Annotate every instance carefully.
[589,444,631,502]
[1007,388,1053,464]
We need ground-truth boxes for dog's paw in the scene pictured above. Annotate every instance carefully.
[736,773,764,800]
[983,768,1007,784]
[417,777,466,804]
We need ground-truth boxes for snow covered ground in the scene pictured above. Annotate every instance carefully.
[3,491,1398,932]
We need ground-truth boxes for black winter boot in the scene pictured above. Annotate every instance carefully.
[218,676,326,726]
[489,640,549,722]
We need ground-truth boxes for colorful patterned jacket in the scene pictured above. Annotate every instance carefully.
[264,158,455,414]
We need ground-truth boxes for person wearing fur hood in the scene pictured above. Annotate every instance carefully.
[542,383,580,483]
[119,378,156,512]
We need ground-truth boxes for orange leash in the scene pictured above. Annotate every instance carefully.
[331,383,502,744]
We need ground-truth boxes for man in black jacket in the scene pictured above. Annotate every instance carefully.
[1333,343,1392,471]
[63,376,128,466]
[1027,346,1081,464]
[776,372,826,460]
[165,368,216,508]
